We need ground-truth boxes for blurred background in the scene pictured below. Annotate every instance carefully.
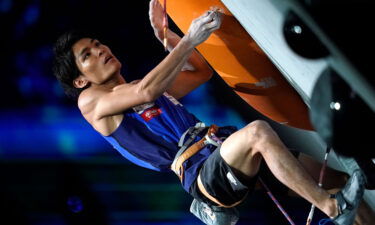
[0,0,332,224]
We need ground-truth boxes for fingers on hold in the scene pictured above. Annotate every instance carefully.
[194,9,222,27]
[205,23,219,32]
[195,10,210,22]
[206,16,221,30]
[207,14,219,25]
[208,23,220,33]
[200,12,216,24]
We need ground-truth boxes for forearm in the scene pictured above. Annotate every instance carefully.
[154,28,178,52]
[142,3,221,100]
[139,36,194,100]
[156,29,210,72]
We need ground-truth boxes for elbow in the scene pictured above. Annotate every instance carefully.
[137,83,158,103]
[206,67,214,80]
[202,66,213,82]
[143,89,157,103]
[192,67,213,87]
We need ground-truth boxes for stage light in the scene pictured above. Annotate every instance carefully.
[283,11,329,59]
[309,67,375,158]
[329,102,340,111]
[67,196,84,213]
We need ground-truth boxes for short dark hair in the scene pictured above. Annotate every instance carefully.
[53,30,92,100]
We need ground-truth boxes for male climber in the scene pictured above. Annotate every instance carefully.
[53,0,366,224]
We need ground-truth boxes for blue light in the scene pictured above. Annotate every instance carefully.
[36,45,53,60]
[58,131,76,155]
[18,76,32,95]
[67,196,84,213]
[42,106,61,122]
[0,0,12,13]
[0,109,111,158]
[23,4,40,25]
[53,81,65,97]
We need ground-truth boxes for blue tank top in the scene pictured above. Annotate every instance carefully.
[102,93,218,192]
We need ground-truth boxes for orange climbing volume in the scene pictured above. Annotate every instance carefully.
[161,0,313,130]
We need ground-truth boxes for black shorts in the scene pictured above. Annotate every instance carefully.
[190,148,259,207]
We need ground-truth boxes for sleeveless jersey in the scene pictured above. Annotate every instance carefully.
[102,93,218,192]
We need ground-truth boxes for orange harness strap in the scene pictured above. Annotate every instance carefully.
[171,124,219,181]
[197,174,246,208]
[173,124,247,208]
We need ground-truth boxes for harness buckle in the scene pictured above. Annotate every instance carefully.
[171,123,220,180]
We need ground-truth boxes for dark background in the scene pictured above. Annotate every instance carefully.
[0,0,327,224]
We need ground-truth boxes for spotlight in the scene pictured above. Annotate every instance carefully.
[67,196,84,213]
[283,11,329,59]
[309,67,375,158]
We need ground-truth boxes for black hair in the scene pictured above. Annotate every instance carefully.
[52,30,94,100]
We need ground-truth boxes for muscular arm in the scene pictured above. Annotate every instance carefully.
[149,0,218,99]
[90,9,222,121]
[155,28,213,99]
[93,37,194,120]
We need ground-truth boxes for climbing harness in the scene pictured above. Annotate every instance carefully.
[174,123,332,225]
[171,122,220,181]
